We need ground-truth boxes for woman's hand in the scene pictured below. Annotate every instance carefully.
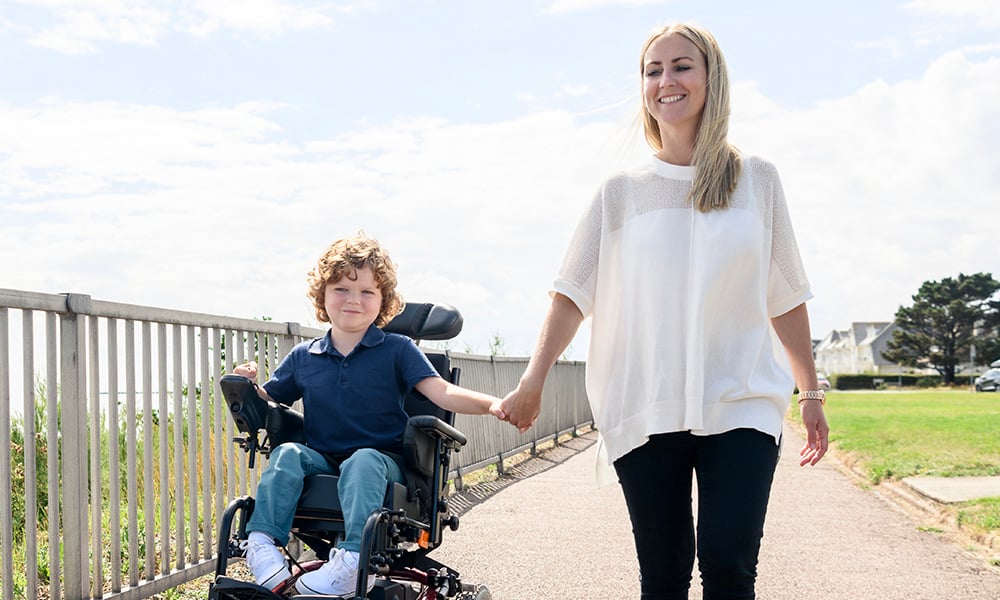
[500,385,542,433]
[798,399,829,466]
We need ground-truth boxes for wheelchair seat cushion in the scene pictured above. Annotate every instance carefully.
[297,474,343,515]
[296,475,420,520]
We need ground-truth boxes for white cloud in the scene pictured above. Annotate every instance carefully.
[182,0,335,37]
[541,0,668,16]
[2,46,997,357]
[559,84,592,97]
[731,48,1000,335]
[906,0,1000,27]
[22,0,171,53]
[0,97,639,355]
[12,0,339,53]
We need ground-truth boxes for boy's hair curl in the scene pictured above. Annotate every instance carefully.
[306,233,404,328]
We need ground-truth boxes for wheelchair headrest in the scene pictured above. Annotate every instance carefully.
[383,302,463,341]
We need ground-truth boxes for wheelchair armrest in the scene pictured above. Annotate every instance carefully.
[408,415,467,447]
[220,374,269,435]
[220,374,305,447]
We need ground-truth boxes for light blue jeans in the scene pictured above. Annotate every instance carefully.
[246,443,405,552]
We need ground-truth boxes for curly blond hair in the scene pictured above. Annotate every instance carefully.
[306,234,404,327]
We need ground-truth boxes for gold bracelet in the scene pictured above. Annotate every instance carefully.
[797,389,826,405]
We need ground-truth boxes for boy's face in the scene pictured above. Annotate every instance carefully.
[324,265,383,336]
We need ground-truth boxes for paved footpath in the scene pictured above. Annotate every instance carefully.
[433,426,1000,599]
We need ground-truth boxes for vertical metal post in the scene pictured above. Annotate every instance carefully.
[88,314,103,597]
[46,313,61,600]
[22,311,39,599]
[0,309,13,600]
[107,319,122,593]
[60,293,90,600]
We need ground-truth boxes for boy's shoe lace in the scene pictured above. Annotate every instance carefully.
[239,533,291,590]
[295,548,375,597]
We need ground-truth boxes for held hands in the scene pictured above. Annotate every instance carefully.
[798,400,829,466]
[499,386,542,434]
[488,399,508,422]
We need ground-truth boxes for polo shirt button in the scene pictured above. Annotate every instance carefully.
[343,362,349,369]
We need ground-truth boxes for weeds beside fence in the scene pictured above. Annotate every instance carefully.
[0,288,591,600]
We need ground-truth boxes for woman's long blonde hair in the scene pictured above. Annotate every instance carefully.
[640,23,742,212]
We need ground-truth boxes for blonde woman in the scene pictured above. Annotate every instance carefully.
[501,23,829,599]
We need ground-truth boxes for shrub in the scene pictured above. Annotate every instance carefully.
[916,376,941,388]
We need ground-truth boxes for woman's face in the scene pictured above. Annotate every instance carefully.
[642,33,707,138]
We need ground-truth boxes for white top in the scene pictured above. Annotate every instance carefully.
[553,155,812,469]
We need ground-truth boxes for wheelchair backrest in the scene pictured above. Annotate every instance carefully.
[403,351,456,426]
[384,302,462,426]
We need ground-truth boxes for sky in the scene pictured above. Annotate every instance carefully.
[1,0,998,360]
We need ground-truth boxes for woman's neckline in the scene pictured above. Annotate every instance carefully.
[650,155,695,181]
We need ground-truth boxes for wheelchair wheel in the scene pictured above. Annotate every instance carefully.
[456,584,492,599]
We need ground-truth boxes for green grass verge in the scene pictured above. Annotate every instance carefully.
[791,389,1000,548]
[816,389,1000,483]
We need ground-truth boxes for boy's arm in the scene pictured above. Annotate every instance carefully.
[414,376,506,420]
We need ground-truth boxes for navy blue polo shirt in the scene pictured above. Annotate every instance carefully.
[263,324,440,456]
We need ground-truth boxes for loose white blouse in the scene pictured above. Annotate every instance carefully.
[553,155,813,473]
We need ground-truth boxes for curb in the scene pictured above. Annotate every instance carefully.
[785,419,1000,559]
[828,443,1000,556]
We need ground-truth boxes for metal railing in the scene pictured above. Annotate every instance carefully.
[0,287,590,600]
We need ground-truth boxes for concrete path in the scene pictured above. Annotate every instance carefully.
[433,426,1000,599]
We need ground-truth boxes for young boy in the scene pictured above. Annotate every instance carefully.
[233,234,506,596]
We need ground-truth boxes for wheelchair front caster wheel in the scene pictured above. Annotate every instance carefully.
[445,515,460,531]
[456,584,492,599]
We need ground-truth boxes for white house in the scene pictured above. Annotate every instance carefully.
[814,321,904,375]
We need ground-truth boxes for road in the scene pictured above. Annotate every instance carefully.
[432,427,1000,599]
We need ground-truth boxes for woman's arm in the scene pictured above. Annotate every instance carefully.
[500,293,584,433]
[771,302,829,466]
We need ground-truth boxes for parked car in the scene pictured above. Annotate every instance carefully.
[816,372,832,391]
[974,368,1000,392]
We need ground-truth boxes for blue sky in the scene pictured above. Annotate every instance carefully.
[1,0,998,359]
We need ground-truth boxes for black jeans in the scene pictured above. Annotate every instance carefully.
[613,428,779,600]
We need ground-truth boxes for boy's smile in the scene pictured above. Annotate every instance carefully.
[324,266,383,343]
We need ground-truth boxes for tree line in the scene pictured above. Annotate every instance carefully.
[883,272,1000,384]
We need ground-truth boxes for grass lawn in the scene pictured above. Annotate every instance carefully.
[815,389,1000,483]
[791,388,1000,545]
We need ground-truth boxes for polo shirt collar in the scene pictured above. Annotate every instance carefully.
[310,324,385,357]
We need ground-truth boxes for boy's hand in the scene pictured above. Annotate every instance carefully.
[489,399,508,422]
[500,386,542,433]
[233,361,259,382]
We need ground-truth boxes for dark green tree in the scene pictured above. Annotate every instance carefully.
[883,272,1000,384]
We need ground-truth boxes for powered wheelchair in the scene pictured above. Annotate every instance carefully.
[209,303,492,600]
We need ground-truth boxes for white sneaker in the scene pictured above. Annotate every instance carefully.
[241,532,291,590]
[296,548,375,597]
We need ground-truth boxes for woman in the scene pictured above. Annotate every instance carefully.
[500,22,829,599]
